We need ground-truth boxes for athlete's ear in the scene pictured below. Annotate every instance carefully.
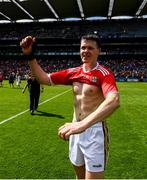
[97,47,101,54]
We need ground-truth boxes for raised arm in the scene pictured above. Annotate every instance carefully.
[20,36,50,85]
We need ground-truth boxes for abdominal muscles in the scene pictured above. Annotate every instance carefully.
[73,82,104,121]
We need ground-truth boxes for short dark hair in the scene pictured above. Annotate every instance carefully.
[81,34,101,48]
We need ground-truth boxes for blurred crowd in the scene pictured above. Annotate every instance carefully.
[0,58,146,85]
[100,59,147,82]
[0,20,146,86]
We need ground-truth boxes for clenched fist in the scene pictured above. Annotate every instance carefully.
[20,36,36,60]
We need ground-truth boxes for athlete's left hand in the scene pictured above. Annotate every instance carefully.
[58,121,86,141]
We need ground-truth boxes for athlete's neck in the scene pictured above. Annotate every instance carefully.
[83,62,98,72]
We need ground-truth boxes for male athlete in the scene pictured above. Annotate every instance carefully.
[20,34,120,179]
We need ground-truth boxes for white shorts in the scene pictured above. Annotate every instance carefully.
[69,122,109,172]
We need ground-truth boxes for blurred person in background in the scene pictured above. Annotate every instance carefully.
[8,72,15,88]
[22,72,42,115]
[16,71,21,88]
[0,71,4,87]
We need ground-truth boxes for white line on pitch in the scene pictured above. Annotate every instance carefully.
[0,88,71,125]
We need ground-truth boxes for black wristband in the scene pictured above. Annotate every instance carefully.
[23,43,36,61]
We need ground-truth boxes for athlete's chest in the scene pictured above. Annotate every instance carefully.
[73,82,101,96]
[70,70,100,87]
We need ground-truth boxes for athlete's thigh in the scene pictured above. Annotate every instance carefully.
[86,170,104,179]
[80,123,106,172]
[73,164,85,179]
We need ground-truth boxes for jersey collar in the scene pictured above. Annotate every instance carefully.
[82,62,99,72]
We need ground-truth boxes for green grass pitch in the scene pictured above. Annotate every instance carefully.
[0,80,147,179]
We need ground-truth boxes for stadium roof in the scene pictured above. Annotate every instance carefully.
[0,0,147,23]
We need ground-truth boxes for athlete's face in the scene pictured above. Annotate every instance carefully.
[80,39,100,64]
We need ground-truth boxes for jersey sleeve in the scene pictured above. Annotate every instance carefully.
[49,69,73,85]
[101,73,118,97]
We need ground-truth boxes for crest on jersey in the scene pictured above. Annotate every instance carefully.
[92,76,97,82]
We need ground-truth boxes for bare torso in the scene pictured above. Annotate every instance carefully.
[72,82,105,122]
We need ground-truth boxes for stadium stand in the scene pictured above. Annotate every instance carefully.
[0,13,147,81]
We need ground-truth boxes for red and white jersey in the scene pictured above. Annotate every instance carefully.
[49,63,118,97]
[0,73,4,81]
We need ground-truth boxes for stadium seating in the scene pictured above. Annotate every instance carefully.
[0,19,147,82]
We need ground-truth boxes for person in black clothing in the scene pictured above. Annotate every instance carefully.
[23,74,41,115]
[9,72,15,88]
[28,76,40,114]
